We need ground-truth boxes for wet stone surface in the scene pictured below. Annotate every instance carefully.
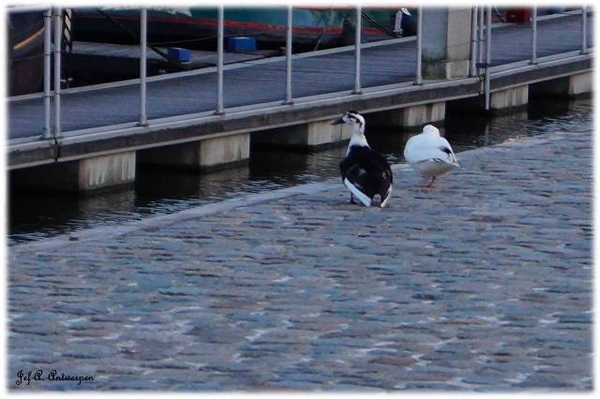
[8,130,592,391]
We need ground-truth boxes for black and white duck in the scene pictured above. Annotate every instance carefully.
[333,110,393,207]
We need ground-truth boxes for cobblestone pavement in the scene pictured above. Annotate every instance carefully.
[7,129,593,391]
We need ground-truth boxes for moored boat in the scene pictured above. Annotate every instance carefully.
[71,6,408,51]
[7,8,45,96]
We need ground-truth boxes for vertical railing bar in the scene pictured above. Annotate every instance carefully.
[353,5,362,94]
[139,8,148,126]
[415,5,423,85]
[484,5,492,111]
[469,5,477,77]
[53,7,62,137]
[216,5,225,114]
[531,6,537,65]
[43,8,52,139]
[284,4,293,104]
[581,6,587,54]
[478,5,484,74]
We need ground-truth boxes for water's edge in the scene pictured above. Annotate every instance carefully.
[7,98,593,244]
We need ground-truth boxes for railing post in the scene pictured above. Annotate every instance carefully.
[478,5,484,74]
[581,6,587,54]
[43,8,52,139]
[53,7,62,137]
[415,6,423,85]
[216,5,225,114]
[284,4,293,104]
[469,6,477,77]
[484,5,492,111]
[139,8,148,126]
[531,6,537,65]
[353,5,362,94]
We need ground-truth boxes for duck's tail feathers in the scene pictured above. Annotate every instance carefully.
[380,186,392,208]
[344,178,372,207]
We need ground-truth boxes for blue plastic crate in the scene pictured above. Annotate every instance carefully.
[167,47,191,63]
[227,37,257,52]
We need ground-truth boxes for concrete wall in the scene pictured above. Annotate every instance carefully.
[422,8,473,79]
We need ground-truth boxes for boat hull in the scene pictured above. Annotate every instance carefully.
[7,10,45,96]
[72,7,398,51]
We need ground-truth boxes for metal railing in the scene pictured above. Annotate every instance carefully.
[216,5,225,115]
[531,6,538,65]
[353,5,362,94]
[582,5,588,53]
[42,9,52,139]
[415,6,423,85]
[53,7,62,136]
[139,8,148,126]
[284,5,293,105]
[10,6,593,142]
[485,5,492,110]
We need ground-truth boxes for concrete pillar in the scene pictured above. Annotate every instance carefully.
[253,120,353,150]
[199,134,250,169]
[490,85,528,112]
[421,8,472,79]
[79,152,136,191]
[368,103,446,130]
[138,133,250,170]
[568,71,593,96]
[11,151,136,193]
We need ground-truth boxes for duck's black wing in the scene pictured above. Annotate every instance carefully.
[340,147,393,205]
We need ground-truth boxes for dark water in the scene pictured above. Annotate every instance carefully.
[7,97,592,245]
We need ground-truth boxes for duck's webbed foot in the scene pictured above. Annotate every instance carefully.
[425,176,436,188]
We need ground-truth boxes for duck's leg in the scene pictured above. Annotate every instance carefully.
[349,193,356,204]
[425,176,436,188]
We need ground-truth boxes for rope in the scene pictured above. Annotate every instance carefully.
[361,10,397,38]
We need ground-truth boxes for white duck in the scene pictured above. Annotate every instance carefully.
[403,124,459,188]
[333,111,393,207]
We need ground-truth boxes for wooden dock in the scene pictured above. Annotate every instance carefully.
[7,11,594,192]
[67,41,276,84]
